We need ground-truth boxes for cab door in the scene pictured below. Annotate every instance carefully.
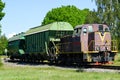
[81,26,88,53]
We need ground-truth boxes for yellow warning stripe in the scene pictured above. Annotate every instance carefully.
[96,32,110,42]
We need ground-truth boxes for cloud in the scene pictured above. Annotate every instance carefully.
[7,32,16,38]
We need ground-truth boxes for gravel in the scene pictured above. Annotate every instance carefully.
[2,58,120,73]
[80,68,120,73]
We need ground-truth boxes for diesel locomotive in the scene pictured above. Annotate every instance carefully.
[57,24,118,64]
[8,22,118,64]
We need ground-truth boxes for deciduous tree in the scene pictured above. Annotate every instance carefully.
[0,35,8,55]
[42,5,90,27]
[0,0,5,21]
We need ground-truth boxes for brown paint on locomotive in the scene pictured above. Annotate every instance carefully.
[88,24,111,52]
[59,24,117,63]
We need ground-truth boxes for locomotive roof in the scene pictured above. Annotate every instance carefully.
[74,24,109,31]
[8,32,25,42]
[75,24,106,28]
[74,25,83,29]
[25,22,73,36]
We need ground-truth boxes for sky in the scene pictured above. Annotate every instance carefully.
[0,0,97,38]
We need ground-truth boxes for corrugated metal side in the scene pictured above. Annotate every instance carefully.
[25,31,49,54]
[8,40,20,54]
[25,22,73,55]
[25,30,73,54]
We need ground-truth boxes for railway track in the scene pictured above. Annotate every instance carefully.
[86,65,120,70]
[76,65,120,73]
[3,58,120,73]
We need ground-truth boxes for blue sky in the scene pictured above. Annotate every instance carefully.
[1,0,97,38]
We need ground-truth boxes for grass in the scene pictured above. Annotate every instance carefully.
[0,54,120,80]
[116,53,120,61]
[0,64,120,80]
[112,53,120,65]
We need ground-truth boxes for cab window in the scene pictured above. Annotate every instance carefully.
[78,28,82,34]
[73,28,81,37]
[73,29,77,37]
[88,26,93,32]
[105,27,109,32]
[83,28,87,35]
[99,25,103,32]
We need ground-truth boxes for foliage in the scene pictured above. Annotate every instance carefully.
[0,0,5,21]
[0,25,1,35]
[94,0,120,25]
[0,35,8,55]
[93,0,120,51]
[0,56,3,67]
[0,0,5,43]
[117,37,120,52]
[42,5,96,27]
[0,0,6,55]
[84,9,100,24]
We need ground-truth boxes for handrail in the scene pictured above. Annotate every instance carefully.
[88,40,118,52]
[56,40,118,54]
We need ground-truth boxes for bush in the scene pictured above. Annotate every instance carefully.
[0,56,3,67]
[117,39,120,52]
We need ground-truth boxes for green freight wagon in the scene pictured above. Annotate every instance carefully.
[25,22,73,62]
[8,32,25,60]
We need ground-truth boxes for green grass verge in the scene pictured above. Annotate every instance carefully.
[0,65,119,80]
[0,54,120,80]
[113,53,120,65]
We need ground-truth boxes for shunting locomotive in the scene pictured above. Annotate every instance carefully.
[57,24,118,64]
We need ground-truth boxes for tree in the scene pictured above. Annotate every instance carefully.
[0,0,5,21]
[42,5,91,27]
[93,0,120,51]
[94,0,120,33]
[0,35,8,55]
[0,0,6,55]
[0,0,5,36]
[0,25,1,36]
[84,9,100,24]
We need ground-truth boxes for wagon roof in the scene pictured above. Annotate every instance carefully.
[25,22,73,36]
[8,32,25,42]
